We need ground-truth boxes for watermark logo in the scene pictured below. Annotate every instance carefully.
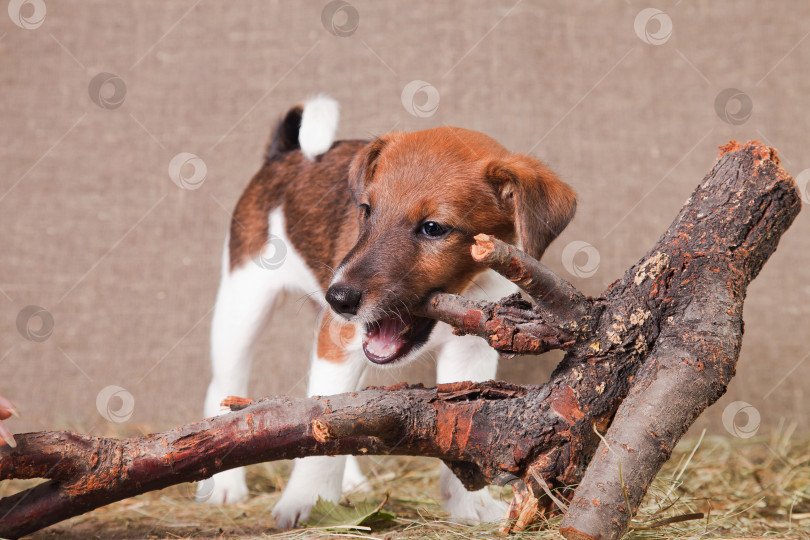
[88,73,127,110]
[634,8,672,46]
[795,168,810,205]
[168,152,207,190]
[714,88,753,125]
[8,0,46,29]
[722,400,760,439]
[321,0,359,37]
[253,234,287,270]
[401,80,440,118]
[562,241,600,279]
[492,472,522,489]
[326,312,356,348]
[16,305,54,342]
[192,477,216,502]
[96,385,135,423]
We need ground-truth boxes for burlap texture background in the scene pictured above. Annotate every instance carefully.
[1,1,807,440]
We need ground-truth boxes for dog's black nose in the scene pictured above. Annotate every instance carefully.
[325,283,362,316]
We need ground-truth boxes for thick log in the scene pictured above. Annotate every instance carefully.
[0,141,799,539]
[558,141,800,539]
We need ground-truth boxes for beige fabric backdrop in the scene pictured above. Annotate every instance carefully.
[1,1,807,441]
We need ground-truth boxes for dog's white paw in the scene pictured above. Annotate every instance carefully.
[342,455,371,493]
[198,468,248,505]
[273,482,343,529]
[443,486,509,523]
[440,465,508,524]
[272,489,320,529]
[273,456,344,529]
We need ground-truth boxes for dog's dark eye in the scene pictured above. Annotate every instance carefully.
[358,204,370,219]
[420,221,449,237]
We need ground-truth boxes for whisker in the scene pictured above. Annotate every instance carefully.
[292,290,330,316]
[319,263,338,279]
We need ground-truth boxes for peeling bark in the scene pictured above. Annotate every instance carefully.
[558,140,800,539]
[0,141,800,540]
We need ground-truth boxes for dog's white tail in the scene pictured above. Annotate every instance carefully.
[299,95,340,161]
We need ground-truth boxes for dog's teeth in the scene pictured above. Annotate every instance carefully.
[366,340,397,358]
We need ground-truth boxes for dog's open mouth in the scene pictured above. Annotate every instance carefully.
[362,313,437,364]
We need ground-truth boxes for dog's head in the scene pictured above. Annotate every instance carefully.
[325,127,576,365]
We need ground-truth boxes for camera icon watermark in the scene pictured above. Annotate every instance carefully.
[253,234,288,270]
[96,385,135,423]
[16,305,54,342]
[721,400,760,439]
[321,0,359,37]
[401,80,440,118]
[8,0,46,29]
[168,152,207,190]
[714,88,753,125]
[192,477,216,502]
[795,168,810,205]
[88,73,127,110]
[561,240,600,279]
[492,472,523,489]
[325,312,356,349]
[634,8,672,46]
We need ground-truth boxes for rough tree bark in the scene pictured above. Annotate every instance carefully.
[0,141,800,540]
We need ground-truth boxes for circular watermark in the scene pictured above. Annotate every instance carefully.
[634,8,672,46]
[492,472,522,489]
[191,477,216,502]
[714,88,753,125]
[721,400,760,439]
[168,152,207,190]
[492,472,530,504]
[88,72,127,110]
[16,305,54,342]
[321,0,359,37]
[326,312,355,348]
[401,80,440,118]
[8,0,46,29]
[561,241,600,279]
[795,168,810,205]
[96,385,135,423]
[253,233,288,270]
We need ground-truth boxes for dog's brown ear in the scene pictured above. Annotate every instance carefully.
[486,154,577,260]
[348,137,387,202]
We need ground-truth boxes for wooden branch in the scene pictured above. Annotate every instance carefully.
[418,292,579,354]
[0,141,799,540]
[0,381,562,539]
[558,140,801,539]
[418,235,595,355]
[470,233,589,326]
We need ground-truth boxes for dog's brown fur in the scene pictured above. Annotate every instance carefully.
[229,126,576,320]
[228,139,366,283]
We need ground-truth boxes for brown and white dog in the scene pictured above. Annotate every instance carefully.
[201,96,576,527]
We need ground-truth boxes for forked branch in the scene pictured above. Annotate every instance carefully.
[0,141,800,540]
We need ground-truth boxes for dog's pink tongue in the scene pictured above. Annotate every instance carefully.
[364,317,407,362]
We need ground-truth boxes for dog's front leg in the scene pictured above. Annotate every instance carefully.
[200,240,283,505]
[272,311,367,529]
